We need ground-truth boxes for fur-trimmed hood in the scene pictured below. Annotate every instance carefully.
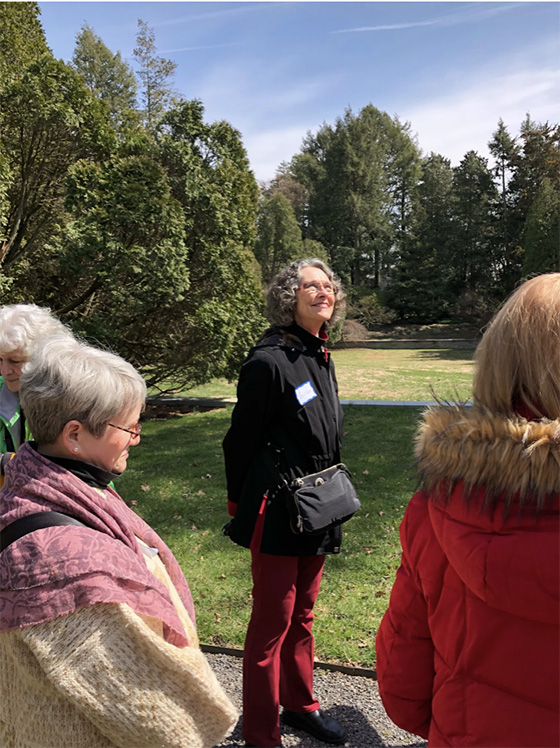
[413,405,559,625]
[376,405,560,746]
[415,404,560,507]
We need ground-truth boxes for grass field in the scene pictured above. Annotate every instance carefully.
[128,347,475,666]
[152,347,475,403]
[118,405,422,666]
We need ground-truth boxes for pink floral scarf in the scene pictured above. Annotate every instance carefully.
[0,442,195,646]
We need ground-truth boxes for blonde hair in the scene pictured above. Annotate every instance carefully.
[20,333,147,444]
[473,273,560,419]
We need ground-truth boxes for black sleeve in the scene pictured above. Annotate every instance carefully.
[222,350,282,505]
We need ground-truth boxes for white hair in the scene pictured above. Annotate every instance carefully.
[0,304,71,359]
[20,334,147,444]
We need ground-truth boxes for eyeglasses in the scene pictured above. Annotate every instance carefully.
[107,422,142,437]
[299,281,338,296]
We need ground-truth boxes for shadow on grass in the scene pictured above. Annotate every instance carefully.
[413,349,474,362]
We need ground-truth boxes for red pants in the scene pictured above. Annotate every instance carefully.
[242,550,325,747]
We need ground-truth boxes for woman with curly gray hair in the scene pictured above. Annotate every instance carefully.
[223,258,349,748]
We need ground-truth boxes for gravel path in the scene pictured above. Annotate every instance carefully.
[207,652,427,748]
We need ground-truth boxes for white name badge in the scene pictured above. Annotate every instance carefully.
[295,380,317,406]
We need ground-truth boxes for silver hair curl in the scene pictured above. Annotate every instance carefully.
[0,304,71,359]
[20,333,147,445]
[265,258,346,330]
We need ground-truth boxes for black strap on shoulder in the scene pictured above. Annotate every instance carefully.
[0,511,88,552]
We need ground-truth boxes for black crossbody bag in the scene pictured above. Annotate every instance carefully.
[281,460,361,535]
[267,371,361,535]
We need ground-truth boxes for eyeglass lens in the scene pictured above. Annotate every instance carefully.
[301,282,337,294]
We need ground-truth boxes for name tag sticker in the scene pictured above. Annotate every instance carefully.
[295,380,317,406]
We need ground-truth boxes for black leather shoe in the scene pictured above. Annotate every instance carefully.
[282,708,347,744]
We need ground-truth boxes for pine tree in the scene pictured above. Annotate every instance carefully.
[0,1,50,84]
[133,20,177,130]
[254,194,303,282]
[488,119,522,294]
[522,178,560,275]
[72,24,137,127]
[451,151,499,301]
[387,154,455,321]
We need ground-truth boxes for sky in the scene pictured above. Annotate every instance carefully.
[37,1,560,183]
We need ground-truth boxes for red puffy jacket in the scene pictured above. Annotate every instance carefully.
[376,405,560,747]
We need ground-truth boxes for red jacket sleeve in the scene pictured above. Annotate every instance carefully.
[375,493,435,740]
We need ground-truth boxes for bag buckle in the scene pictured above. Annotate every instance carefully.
[315,477,325,486]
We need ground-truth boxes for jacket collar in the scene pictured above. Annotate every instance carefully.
[31,442,121,489]
[415,404,560,505]
[257,322,328,353]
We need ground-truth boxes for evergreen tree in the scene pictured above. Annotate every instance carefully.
[488,119,522,292]
[451,151,499,310]
[72,24,138,127]
[291,105,404,289]
[153,99,264,388]
[387,154,456,321]
[50,153,190,365]
[265,168,309,232]
[522,178,560,275]
[506,117,560,285]
[0,55,114,278]
[302,238,329,264]
[386,118,422,258]
[133,20,177,130]
[0,1,50,84]
[489,119,518,207]
[254,194,303,282]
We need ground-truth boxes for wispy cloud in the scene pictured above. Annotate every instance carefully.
[243,35,559,182]
[333,19,438,33]
[333,3,521,34]
[161,43,242,54]
[150,3,271,29]
[198,59,339,127]
[400,64,559,166]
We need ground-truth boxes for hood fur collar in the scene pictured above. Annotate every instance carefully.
[415,404,560,505]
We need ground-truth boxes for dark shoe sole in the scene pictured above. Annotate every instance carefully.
[282,712,347,745]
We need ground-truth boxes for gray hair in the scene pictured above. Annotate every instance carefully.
[0,304,71,359]
[266,258,346,330]
[20,334,147,445]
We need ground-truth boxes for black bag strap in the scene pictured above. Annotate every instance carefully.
[0,511,88,552]
[263,442,290,496]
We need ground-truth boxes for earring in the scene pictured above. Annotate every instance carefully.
[73,447,79,453]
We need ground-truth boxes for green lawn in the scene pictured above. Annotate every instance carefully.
[332,348,473,401]
[151,347,474,403]
[132,347,475,665]
[118,403,424,667]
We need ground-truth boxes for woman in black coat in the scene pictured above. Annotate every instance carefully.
[223,258,349,748]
